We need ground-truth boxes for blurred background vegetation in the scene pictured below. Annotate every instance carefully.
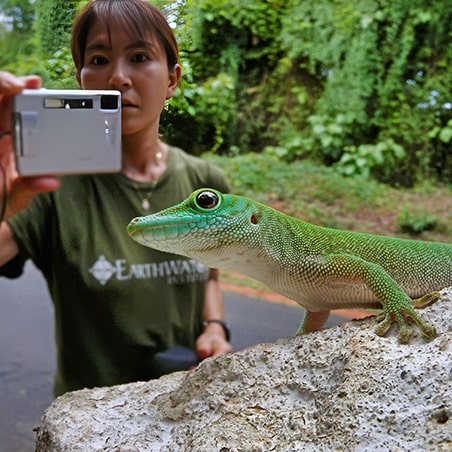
[1,0,451,239]
[1,0,450,186]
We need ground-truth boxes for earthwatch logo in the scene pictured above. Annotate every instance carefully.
[89,255,209,286]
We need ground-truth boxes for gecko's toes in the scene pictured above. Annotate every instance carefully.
[406,310,437,340]
[398,322,436,342]
[397,327,413,343]
[374,313,392,337]
[420,324,436,339]
[412,291,440,309]
[374,297,437,343]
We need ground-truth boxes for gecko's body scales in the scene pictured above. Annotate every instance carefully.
[128,189,452,342]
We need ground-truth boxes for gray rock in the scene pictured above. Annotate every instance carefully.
[36,289,452,451]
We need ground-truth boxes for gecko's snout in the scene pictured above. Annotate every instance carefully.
[127,217,143,237]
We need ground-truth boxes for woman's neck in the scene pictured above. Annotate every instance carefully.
[121,134,169,183]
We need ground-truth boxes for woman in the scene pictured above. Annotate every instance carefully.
[0,0,232,396]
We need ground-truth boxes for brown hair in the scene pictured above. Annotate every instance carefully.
[71,0,179,71]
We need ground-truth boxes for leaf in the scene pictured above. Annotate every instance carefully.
[312,124,325,135]
[439,128,452,144]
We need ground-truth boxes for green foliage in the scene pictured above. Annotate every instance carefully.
[274,0,451,185]
[397,211,439,235]
[335,139,406,180]
[43,48,78,89]
[192,73,237,152]
[296,113,356,163]
[164,0,289,153]
[429,119,452,145]
[162,70,236,153]
[172,0,451,186]
[36,0,77,57]
[0,0,80,86]
[206,151,379,214]
[0,0,34,31]
[0,0,36,72]
[1,0,450,187]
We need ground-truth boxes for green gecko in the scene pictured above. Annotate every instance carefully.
[127,189,452,343]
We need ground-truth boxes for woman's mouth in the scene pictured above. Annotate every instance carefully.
[121,101,138,109]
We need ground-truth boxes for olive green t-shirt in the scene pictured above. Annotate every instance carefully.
[7,147,230,395]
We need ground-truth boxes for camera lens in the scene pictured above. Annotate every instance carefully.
[101,95,119,110]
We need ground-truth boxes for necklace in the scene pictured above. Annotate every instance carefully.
[140,179,158,211]
[131,151,163,212]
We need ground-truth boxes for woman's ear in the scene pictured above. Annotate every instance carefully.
[166,64,181,99]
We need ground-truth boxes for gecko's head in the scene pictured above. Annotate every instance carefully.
[127,188,266,268]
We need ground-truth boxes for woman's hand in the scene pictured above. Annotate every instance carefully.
[0,71,60,219]
[196,321,233,359]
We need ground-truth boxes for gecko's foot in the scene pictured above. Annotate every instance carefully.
[375,299,437,343]
[412,291,440,309]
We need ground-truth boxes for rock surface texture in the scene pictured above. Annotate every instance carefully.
[36,289,452,451]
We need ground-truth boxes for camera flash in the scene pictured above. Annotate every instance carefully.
[44,98,65,109]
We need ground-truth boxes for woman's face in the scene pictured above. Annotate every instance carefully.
[78,21,180,138]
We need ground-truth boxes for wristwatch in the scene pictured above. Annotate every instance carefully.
[203,319,231,342]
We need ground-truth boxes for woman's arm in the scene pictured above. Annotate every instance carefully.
[0,72,60,266]
[196,268,233,358]
[0,222,19,266]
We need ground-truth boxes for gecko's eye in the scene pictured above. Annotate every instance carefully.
[196,190,219,209]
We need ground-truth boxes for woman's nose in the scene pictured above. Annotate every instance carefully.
[109,62,131,89]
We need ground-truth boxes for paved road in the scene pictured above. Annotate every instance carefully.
[0,262,344,451]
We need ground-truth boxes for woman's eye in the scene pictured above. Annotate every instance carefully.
[132,53,149,63]
[91,56,108,65]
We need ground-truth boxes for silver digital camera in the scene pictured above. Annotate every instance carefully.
[12,89,122,175]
